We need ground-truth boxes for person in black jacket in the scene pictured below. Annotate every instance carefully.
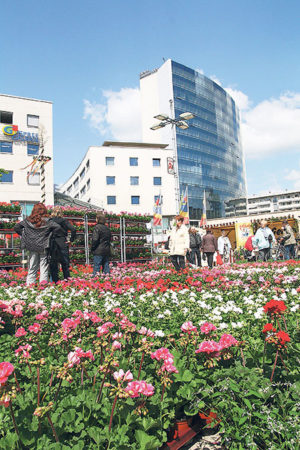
[188,227,202,267]
[91,212,111,276]
[49,206,76,282]
[14,203,61,286]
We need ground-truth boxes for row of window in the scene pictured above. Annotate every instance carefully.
[0,110,39,128]
[0,171,40,185]
[106,176,162,186]
[107,195,163,205]
[106,157,161,167]
[0,141,39,155]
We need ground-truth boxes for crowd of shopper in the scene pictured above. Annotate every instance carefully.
[14,206,298,283]
[15,206,112,286]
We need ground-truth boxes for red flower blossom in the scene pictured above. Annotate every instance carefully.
[263,299,287,315]
[276,331,290,346]
[262,323,276,334]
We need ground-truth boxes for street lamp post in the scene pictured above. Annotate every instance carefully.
[150,103,194,214]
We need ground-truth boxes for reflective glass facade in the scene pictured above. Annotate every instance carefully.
[171,61,246,219]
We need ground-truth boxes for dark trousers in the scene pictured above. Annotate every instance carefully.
[50,245,70,282]
[205,252,214,269]
[190,248,201,266]
[284,244,295,260]
[171,255,185,271]
[93,254,110,276]
[259,248,270,261]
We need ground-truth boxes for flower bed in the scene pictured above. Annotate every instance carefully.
[0,261,299,449]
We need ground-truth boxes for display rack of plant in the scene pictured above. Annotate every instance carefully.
[0,202,21,215]
[0,205,22,269]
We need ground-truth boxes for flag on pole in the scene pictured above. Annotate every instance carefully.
[200,190,207,227]
[153,194,162,226]
[179,187,189,224]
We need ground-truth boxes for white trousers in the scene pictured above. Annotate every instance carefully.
[26,251,49,286]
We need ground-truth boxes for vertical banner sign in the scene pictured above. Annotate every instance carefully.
[235,222,253,248]
[167,157,174,174]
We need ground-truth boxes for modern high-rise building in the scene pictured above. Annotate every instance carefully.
[140,60,247,219]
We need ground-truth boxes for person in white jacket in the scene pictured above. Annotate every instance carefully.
[218,229,232,263]
[169,216,189,271]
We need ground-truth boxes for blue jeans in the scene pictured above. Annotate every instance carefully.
[284,244,295,260]
[93,255,110,276]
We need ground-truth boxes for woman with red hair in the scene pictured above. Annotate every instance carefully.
[15,203,61,285]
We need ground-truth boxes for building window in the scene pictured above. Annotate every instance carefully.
[27,143,39,155]
[154,195,163,204]
[106,176,115,185]
[130,157,138,166]
[0,170,13,183]
[86,160,90,171]
[27,115,39,128]
[130,176,139,185]
[80,168,85,179]
[106,157,115,166]
[86,179,90,190]
[0,141,12,153]
[107,196,116,205]
[73,177,79,188]
[80,186,86,196]
[0,111,13,124]
[27,172,40,185]
[75,194,79,199]
[153,158,161,166]
[131,195,140,205]
[67,186,72,194]
[153,177,162,185]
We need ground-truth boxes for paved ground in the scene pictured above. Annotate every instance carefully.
[183,430,223,450]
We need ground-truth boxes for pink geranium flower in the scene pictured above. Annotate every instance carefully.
[15,327,27,337]
[219,334,238,349]
[195,340,222,357]
[200,322,217,335]
[181,321,198,334]
[125,380,154,398]
[0,362,14,386]
[28,323,42,334]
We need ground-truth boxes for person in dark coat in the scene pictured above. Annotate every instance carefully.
[14,203,61,286]
[91,213,111,276]
[188,227,202,267]
[49,206,76,282]
[201,229,218,269]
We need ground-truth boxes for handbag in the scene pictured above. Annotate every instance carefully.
[216,253,223,265]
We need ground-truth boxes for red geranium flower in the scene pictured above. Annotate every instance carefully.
[262,323,276,334]
[276,331,290,346]
[263,299,287,315]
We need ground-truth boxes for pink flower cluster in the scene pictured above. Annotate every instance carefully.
[138,326,155,338]
[181,321,197,334]
[28,323,42,334]
[200,322,217,335]
[0,362,14,386]
[97,321,114,337]
[125,380,155,398]
[113,369,133,383]
[15,344,32,359]
[195,333,238,358]
[67,347,94,367]
[151,347,178,374]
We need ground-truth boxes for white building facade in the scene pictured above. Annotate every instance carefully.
[0,94,54,214]
[225,190,300,218]
[59,141,177,216]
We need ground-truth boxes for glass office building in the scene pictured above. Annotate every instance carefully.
[140,60,247,219]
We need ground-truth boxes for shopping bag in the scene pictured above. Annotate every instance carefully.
[216,253,223,265]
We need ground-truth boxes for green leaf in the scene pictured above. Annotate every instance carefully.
[242,398,252,410]
[135,429,160,449]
